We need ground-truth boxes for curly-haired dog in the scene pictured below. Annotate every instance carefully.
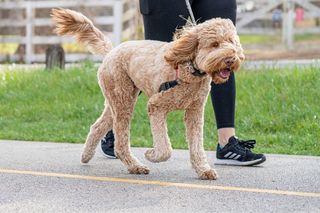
[52,8,244,180]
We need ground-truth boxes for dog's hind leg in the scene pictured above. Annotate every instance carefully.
[184,106,217,180]
[81,103,113,163]
[144,94,172,163]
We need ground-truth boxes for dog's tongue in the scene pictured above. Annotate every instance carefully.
[219,69,231,78]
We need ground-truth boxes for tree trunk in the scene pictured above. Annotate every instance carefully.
[45,45,65,70]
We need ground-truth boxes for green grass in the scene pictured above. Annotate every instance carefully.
[239,35,280,45]
[0,62,319,156]
[1,34,320,55]
[0,42,86,55]
[0,43,19,54]
[239,34,320,45]
[295,33,320,42]
[0,35,86,54]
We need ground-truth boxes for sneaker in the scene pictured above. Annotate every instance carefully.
[100,130,117,159]
[215,136,266,166]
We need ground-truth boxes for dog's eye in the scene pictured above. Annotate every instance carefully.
[212,42,219,48]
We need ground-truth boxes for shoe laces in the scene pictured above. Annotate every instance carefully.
[101,134,107,142]
[101,138,107,145]
[101,135,112,146]
[238,139,256,150]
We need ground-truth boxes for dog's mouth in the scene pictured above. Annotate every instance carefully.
[217,68,231,79]
[211,67,233,84]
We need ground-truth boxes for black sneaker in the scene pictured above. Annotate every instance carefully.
[215,136,266,166]
[100,130,117,159]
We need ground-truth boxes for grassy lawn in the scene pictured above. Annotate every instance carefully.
[0,42,87,55]
[239,34,320,45]
[0,62,319,156]
[1,34,320,55]
[239,35,281,45]
[0,43,19,54]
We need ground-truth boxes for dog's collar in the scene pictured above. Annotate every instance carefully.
[190,61,207,77]
[174,62,206,77]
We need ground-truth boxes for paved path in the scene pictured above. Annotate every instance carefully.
[0,140,319,213]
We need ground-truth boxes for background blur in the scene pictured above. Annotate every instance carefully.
[0,0,320,64]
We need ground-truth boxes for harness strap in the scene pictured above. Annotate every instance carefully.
[158,63,206,92]
[159,66,179,92]
[158,80,179,92]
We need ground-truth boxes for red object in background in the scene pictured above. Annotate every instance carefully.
[295,8,304,22]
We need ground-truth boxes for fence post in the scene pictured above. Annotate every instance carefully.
[113,0,123,46]
[282,0,295,50]
[26,2,34,64]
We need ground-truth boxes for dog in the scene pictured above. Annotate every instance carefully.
[51,8,244,180]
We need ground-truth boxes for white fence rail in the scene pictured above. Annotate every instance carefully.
[1,0,320,63]
[237,0,320,34]
[0,0,137,63]
[237,0,320,49]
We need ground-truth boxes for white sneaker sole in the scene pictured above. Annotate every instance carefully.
[99,141,117,159]
[214,157,266,166]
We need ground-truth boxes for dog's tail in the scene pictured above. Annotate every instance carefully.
[51,8,112,56]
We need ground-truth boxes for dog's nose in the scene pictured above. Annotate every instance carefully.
[224,57,236,66]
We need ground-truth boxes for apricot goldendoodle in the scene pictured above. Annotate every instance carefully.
[52,8,244,180]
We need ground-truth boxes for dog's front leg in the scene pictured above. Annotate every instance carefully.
[145,95,172,163]
[185,107,218,180]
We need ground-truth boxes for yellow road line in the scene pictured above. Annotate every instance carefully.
[0,168,319,198]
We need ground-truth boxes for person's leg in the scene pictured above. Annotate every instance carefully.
[192,0,265,165]
[192,0,237,146]
[212,74,236,146]
[140,0,189,41]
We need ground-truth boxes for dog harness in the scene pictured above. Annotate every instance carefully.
[158,62,206,92]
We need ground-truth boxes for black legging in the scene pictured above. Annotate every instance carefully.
[140,0,236,129]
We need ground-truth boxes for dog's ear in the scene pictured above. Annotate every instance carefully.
[164,31,198,68]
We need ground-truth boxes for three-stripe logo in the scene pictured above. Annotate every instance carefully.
[224,151,241,160]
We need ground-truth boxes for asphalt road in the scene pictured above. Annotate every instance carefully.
[0,140,319,213]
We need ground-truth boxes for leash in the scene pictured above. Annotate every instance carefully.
[158,1,203,92]
[185,0,196,25]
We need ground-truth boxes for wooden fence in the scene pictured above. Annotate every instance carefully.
[237,0,320,34]
[237,0,320,49]
[1,0,320,63]
[0,0,138,63]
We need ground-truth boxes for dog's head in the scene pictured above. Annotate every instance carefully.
[165,18,244,84]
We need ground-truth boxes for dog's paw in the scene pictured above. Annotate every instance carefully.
[198,169,218,180]
[128,165,150,175]
[81,152,94,164]
[145,148,171,163]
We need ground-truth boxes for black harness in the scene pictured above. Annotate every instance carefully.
[158,80,179,92]
[158,63,206,92]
